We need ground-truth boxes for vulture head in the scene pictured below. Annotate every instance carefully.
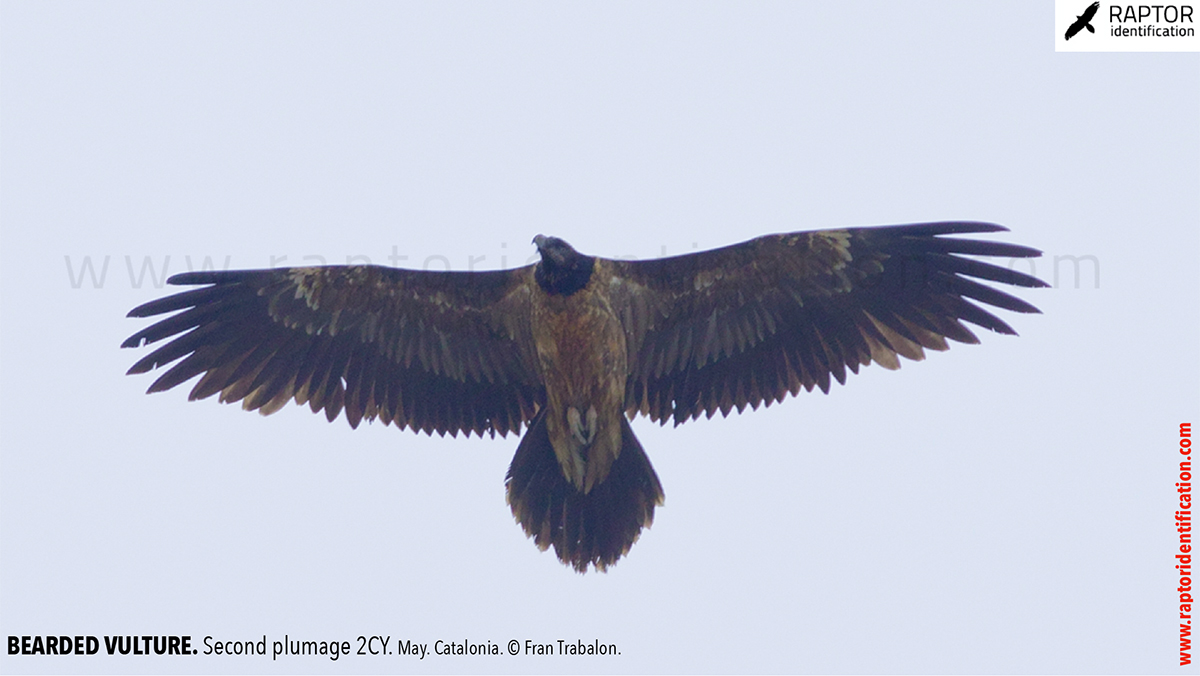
[533,235,595,295]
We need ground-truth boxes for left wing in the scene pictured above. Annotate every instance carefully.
[123,265,544,437]
[606,222,1047,425]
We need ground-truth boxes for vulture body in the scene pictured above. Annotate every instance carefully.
[123,222,1046,572]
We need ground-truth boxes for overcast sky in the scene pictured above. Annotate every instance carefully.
[2,2,1198,674]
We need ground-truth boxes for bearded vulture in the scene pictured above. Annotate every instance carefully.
[123,221,1046,572]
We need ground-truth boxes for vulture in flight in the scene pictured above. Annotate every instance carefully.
[123,222,1046,572]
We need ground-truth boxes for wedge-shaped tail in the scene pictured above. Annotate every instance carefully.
[506,411,664,572]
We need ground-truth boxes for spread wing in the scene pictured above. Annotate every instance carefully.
[123,265,544,437]
[607,222,1047,425]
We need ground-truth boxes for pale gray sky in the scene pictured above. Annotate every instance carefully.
[2,2,1197,674]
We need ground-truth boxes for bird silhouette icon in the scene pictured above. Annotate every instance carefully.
[1065,2,1100,40]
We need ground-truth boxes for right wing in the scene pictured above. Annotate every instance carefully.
[605,222,1047,426]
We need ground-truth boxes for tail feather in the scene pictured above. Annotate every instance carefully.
[506,411,664,572]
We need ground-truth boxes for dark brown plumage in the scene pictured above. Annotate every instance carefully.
[123,221,1047,571]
